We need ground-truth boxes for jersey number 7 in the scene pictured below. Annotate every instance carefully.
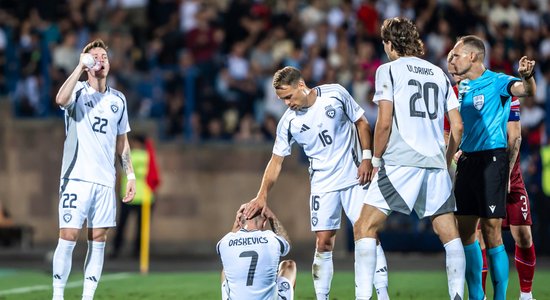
[239,250,259,286]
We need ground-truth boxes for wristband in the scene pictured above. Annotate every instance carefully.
[362,149,372,160]
[371,156,382,168]
[127,173,136,180]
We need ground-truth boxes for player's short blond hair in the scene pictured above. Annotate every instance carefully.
[82,39,108,54]
[456,35,485,61]
[273,66,302,90]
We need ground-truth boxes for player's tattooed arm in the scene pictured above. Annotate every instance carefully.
[117,133,136,203]
[121,150,133,174]
[116,134,134,175]
[264,207,291,246]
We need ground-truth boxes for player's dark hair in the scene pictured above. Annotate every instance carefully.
[83,39,108,53]
[457,35,485,60]
[381,17,424,57]
[273,66,302,89]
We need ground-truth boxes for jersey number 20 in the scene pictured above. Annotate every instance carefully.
[408,79,439,120]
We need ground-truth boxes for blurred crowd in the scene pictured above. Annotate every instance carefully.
[0,0,549,140]
[0,0,549,250]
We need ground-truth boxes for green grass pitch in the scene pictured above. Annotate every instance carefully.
[1,269,549,299]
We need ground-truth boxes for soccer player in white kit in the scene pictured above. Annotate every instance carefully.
[217,205,296,300]
[52,39,136,300]
[244,66,390,300]
[353,17,466,300]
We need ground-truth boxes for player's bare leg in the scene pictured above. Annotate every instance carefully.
[431,212,465,300]
[312,230,336,300]
[510,225,536,300]
[82,228,108,300]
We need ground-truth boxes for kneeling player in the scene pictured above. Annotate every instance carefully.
[217,204,296,299]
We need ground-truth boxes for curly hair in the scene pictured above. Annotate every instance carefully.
[381,17,424,57]
[82,39,108,53]
[272,66,302,89]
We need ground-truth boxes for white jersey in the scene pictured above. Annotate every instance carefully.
[217,229,290,300]
[60,81,130,188]
[373,57,459,169]
[273,84,365,193]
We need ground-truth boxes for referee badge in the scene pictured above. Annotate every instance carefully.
[473,95,484,110]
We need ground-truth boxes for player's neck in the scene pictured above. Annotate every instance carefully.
[305,88,317,107]
[87,78,107,93]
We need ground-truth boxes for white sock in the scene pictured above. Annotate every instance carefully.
[355,238,377,300]
[374,243,389,300]
[444,238,465,300]
[52,238,76,299]
[312,250,333,300]
[82,241,105,299]
[520,291,533,300]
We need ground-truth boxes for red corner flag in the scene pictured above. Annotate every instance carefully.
[145,138,160,191]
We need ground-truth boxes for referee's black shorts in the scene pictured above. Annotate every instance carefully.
[454,148,508,218]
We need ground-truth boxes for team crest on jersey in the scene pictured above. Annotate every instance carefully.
[473,95,484,110]
[311,216,318,226]
[111,104,119,113]
[325,105,336,118]
[63,213,72,223]
[279,281,290,291]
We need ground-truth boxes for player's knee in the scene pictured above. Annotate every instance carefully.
[316,240,334,252]
[280,260,297,273]
[88,228,108,242]
[59,229,79,241]
[515,231,533,248]
[353,219,377,240]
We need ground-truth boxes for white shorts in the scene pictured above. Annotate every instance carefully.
[276,276,294,300]
[364,165,456,218]
[58,179,117,229]
[310,184,366,231]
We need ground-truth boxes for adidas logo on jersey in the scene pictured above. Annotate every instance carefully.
[300,124,310,133]
[489,205,496,213]
[85,101,94,108]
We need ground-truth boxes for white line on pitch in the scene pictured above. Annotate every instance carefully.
[0,273,132,296]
